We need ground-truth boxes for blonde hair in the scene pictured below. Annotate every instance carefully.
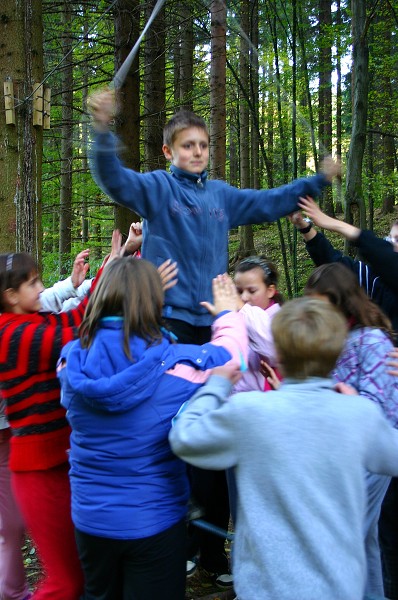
[271,297,347,379]
[80,258,164,360]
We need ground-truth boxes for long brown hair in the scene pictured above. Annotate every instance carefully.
[304,263,392,335]
[80,257,164,360]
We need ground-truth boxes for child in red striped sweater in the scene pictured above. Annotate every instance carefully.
[0,252,88,600]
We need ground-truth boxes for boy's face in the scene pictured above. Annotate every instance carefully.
[162,127,209,174]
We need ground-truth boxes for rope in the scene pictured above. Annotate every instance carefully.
[112,0,166,89]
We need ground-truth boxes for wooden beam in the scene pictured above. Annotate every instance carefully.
[32,83,43,127]
[4,80,16,125]
[43,86,51,130]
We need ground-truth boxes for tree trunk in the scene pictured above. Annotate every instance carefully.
[59,0,73,277]
[114,0,141,237]
[238,0,254,258]
[344,0,369,242]
[179,3,194,111]
[143,0,166,172]
[250,0,260,190]
[335,0,343,213]
[209,0,226,180]
[0,0,43,256]
[318,0,334,215]
[298,4,318,170]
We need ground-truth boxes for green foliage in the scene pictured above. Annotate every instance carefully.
[37,0,397,283]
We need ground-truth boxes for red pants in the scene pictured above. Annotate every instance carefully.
[12,463,84,600]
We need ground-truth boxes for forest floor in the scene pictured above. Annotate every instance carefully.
[22,537,236,599]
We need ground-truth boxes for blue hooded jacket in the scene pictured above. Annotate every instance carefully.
[58,317,237,540]
[91,132,330,325]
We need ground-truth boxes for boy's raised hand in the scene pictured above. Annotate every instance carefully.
[87,88,116,132]
[319,155,342,182]
[200,274,239,316]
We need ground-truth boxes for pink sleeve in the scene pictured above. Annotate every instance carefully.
[166,311,248,384]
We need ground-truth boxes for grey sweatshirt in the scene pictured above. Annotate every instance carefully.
[170,375,398,600]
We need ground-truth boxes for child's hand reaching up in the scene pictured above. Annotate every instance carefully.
[200,274,239,316]
[158,259,178,291]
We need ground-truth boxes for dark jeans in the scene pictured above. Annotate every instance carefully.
[164,318,212,346]
[165,318,231,574]
[379,478,398,599]
[75,520,186,600]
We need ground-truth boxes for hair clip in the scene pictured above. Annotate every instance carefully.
[6,254,14,271]
[238,256,272,277]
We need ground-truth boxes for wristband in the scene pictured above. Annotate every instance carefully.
[298,222,313,234]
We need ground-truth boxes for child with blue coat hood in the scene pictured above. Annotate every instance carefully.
[57,257,248,600]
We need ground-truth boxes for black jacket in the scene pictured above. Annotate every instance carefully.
[306,229,398,338]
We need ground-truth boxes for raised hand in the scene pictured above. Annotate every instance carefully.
[71,249,90,288]
[125,222,143,255]
[158,259,178,291]
[298,196,335,230]
[200,274,239,316]
[87,88,116,131]
[319,155,342,183]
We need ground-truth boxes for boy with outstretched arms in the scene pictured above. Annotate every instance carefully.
[88,90,340,339]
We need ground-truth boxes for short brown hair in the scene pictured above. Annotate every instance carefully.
[163,110,209,147]
[80,257,164,360]
[271,297,347,379]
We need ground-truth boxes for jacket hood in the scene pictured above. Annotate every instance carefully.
[59,318,230,413]
[60,319,175,412]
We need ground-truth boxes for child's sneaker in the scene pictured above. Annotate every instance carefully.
[186,559,197,578]
[203,569,233,589]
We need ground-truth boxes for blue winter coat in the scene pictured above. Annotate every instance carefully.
[58,315,245,540]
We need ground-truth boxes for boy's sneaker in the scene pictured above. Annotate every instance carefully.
[203,569,234,589]
[186,560,198,578]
